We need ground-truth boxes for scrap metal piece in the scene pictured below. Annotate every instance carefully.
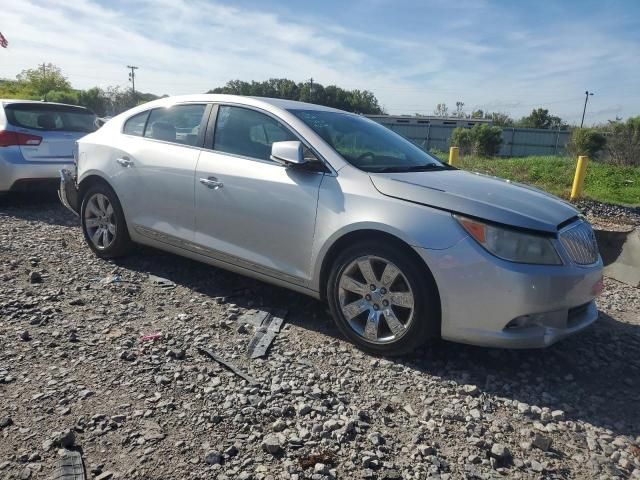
[148,275,176,290]
[247,309,287,359]
[237,309,271,327]
[53,449,85,480]
[197,347,260,387]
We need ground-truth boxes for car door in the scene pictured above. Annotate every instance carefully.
[113,103,209,245]
[194,104,324,286]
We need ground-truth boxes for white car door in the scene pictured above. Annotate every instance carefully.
[194,105,324,286]
[112,104,209,244]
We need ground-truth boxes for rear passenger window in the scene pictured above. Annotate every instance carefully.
[143,104,206,146]
[123,111,149,136]
[213,106,297,161]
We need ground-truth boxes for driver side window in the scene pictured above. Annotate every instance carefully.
[213,106,297,162]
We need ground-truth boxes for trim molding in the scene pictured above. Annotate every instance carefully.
[133,224,307,287]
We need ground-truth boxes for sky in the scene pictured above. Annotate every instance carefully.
[1,0,639,124]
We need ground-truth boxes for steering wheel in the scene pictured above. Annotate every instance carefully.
[356,151,375,163]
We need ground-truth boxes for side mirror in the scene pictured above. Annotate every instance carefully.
[270,141,307,167]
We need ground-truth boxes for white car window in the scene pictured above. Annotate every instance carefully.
[143,104,206,146]
[213,106,296,161]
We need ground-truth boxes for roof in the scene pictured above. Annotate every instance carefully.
[0,99,92,110]
[150,94,351,114]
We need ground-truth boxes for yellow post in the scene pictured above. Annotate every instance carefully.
[448,146,459,167]
[570,155,588,200]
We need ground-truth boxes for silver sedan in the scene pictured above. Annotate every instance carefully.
[60,95,603,355]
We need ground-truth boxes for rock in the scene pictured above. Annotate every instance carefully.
[154,375,171,385]
[323,419,341,432]
[551,410,565,421]
[380,469,402,480]
[224,444,239,457]
[95,472,114,480]
[297,404,311,415]
[262,434,283,455]
[78,389,93,399]
[272,419,286,432]
[461,384,479,396]
[530,459,545,472]
[204,450,222,465]
[54,429,75,448]
[119,351,136,362]
[0,417,12,429]
[532,433,552,451]
[28,271,42,283]
[19,330,31,341]
[490,443,510,460]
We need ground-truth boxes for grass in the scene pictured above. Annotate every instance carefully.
[433,154,640,207]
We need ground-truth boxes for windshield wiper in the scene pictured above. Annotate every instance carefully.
[371,164,449,173]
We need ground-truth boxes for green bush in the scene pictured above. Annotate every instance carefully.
[451,124,503,157]
[46,90,79,105]
[567,128,606,159]
[605,117,640,166]
[450,128,473,155]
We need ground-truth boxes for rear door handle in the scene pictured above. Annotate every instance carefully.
[116,157,133,168]
[199,177,223,189]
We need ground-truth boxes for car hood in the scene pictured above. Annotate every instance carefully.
[369,169,578,233]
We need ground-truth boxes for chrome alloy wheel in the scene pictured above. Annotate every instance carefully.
[84,193,116,250]
[338,255,415,344]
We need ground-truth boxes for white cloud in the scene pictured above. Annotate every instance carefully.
[0,0,637,124]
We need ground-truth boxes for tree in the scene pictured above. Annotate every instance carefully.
[486,112,514,127]
[604,116,640,166]
[471,109,484,119]
[46,90,79,105]
[208,78,383,114]
[517,108,566,130]
[16,63,71,99]
[77,87,108,116]
[433,103,449,117]
[566,128,606,159]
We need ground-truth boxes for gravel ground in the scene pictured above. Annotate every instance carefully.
[1,193,639,480]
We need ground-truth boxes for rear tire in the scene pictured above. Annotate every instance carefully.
[80,183,132,258]
[327,240,439,356]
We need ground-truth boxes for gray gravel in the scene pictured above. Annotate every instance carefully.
[1,193,640,479]
[575,199,640,226]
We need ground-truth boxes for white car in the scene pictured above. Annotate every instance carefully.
[60,94,603,355]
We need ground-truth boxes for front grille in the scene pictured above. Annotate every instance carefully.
[559,221,599,265]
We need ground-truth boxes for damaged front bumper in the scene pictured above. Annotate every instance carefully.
[58,169,80,216]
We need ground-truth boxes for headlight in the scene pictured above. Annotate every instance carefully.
[455,215,562,265]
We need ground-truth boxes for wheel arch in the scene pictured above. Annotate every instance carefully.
[318,229,441,317]
[78,172,115,199]
[78,173,132,234]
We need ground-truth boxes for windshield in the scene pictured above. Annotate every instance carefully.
[5,103,97,133]
[289,109,445,172]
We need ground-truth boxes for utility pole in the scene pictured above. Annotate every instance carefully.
[127,65,139,96]
[580,90,594,128]
[40,63,47,101]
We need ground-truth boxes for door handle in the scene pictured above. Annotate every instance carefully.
[116,157,134,168]
[199,177,223,189]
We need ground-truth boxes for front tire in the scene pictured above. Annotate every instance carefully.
[80,183,132,258]
[327,240,439,356]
